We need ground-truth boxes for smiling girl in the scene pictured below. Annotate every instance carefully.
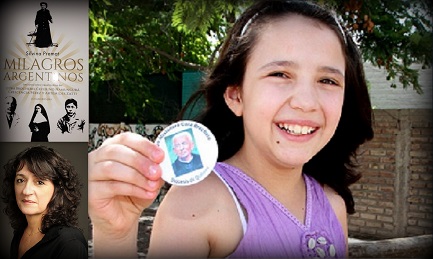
[89,0,374,258]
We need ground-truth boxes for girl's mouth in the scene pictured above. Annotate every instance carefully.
[277,123,317,135]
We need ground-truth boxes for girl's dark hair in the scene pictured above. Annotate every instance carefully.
[1,145,82,233]
[178,0,374,214]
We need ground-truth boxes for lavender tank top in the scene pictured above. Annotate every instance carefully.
[213,162,347,258]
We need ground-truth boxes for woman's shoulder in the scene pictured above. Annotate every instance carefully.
[45,226,88,258]
[50,225,87,244]
[56,225,84,234]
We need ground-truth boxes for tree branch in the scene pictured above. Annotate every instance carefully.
[120,33,207,71]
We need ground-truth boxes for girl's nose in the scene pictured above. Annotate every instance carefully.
[288,82,318,112]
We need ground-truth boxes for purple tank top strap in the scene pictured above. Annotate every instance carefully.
[213,162,347,258]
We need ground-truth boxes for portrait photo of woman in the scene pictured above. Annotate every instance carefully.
[1,145,88,259]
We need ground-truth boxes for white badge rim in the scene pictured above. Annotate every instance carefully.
[155,120,218,186]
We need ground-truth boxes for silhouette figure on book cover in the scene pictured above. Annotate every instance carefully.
[34,2,53,48]
[4,96,20,129]
[29,104,50,142]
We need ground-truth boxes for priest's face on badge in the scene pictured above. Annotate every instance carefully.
[172,131,195,162]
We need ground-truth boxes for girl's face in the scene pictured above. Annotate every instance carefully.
[226,14,345,169]
[14,164,55,218]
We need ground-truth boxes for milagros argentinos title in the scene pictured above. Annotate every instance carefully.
[2,56,85,82]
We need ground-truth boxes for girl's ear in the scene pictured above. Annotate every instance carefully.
[224,86,243,117]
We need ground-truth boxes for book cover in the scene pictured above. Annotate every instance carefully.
[0,0,88,142]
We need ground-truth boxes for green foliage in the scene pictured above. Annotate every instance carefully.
[330,0,433,93]
[171,0,250,34]
[89,0,220,123]
[90,0,432,122]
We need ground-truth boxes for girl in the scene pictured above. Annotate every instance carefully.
[89,0,373,258]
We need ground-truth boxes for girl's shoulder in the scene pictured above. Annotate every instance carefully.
[322,185,346,214]
[323,184,348,238]
[157,172,238,219]
[151,172,243,257]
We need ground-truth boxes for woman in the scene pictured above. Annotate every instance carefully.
[28,104,50,142]
[1,145,87,259]
[89,0,374,258]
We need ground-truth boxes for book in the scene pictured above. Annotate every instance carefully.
[1,0,88,142]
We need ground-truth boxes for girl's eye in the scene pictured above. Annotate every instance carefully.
[269,72,288,78]
[37,180,45,185]
[320,78,340,86]
[15,178,24,183]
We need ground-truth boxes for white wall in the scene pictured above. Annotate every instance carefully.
[365,62,432,109]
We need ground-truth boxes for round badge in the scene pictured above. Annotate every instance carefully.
[154,120,218,186]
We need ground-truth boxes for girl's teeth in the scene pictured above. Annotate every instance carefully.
[278,123,314,135]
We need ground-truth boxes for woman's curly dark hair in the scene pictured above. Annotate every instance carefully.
[1,145,82,233]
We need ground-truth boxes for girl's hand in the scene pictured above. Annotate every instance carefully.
[88,132,165,258]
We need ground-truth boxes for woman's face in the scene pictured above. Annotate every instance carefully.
[35,106,41,113]
[227,14,345,169]
[14,164,54,218]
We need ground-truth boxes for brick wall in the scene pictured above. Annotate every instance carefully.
[349,109,432,240]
